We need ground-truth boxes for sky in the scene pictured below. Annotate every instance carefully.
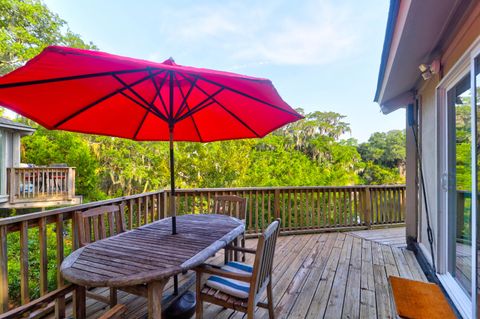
[41,0,405,142]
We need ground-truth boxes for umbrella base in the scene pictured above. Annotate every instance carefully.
[164,291,196,319]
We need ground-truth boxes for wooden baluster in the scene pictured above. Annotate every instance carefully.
[99,214,106,239]
[365,187,372,228]
[145,195,150,224]
[108,212,115,236]
[353,189,357,225]
[261,190,265,231]
[137,197,142,227]
[383,188,388,224]
[323,189,328,228]
[293,189,298,229]
[56,215,64,287]
[344,189,349,226]
[267,190,271,226]
[20,221,29,304]
[255,191,259,233]
[287,190,292,230]
[157,192,162,220]
[307,189,312,229]
[128,199,134,229]
[39,217,48,296]
[0,225,8,313]
[273,189,280,222]
[163,191,168,218]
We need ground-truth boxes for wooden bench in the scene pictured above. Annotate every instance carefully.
[389,276,457,319]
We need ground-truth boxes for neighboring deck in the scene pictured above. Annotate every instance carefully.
[61,230,426,319]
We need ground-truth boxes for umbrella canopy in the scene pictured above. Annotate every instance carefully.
[0,46,301,141]
[0,46,303,233]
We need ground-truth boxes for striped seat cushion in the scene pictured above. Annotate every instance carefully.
[206,262,253,299]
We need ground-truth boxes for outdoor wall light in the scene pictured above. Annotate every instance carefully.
[419,60,441,80]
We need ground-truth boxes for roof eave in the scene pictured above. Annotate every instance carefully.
[374,0,401,104]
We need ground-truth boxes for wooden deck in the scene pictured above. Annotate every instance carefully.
[60,231,426,319]
[348,227,406,248]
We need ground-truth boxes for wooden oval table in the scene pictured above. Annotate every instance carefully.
[61,214,244,319]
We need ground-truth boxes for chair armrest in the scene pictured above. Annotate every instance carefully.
[195,264,251,282]
[225,245,256,255]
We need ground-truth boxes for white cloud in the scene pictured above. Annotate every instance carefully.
[152,0,361,67]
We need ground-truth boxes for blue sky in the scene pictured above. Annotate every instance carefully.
[42,0,405,142]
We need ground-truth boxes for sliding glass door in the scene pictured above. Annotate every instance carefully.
[442,50,480,319]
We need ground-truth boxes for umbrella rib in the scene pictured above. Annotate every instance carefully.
[0,68,159,89]
[53,70,165,128]
[175,74,203,142]
[112,74,155,111]
[176,100,216,123]
[173,72,199,120]
[175,73,225,120]
[179,79,260,137]
[147,68,170,119]
[194,75,302,118]
[133,110,150,140]
[211,98,261,138]
[119,91,168,122]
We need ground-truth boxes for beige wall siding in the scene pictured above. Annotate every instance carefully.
[416,3,480,264]
[418,77,439,261]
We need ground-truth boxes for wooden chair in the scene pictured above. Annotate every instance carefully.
[74,204,127,308]
[195,219,281,319]
[212,195,247,262]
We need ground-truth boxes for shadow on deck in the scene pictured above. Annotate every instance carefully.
[60,229,425,319]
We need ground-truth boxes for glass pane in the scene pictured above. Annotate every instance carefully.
[448,73,472,295]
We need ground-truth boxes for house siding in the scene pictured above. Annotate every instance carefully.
[416,1,480,267]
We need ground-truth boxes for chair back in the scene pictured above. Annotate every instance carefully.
[75,204,126,247]
[213,195,247,220]
[250,219,280,299]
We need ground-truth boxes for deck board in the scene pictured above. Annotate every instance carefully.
[57,231,426,319]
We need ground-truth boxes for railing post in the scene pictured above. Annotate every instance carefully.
[364,187,372,229]
[0,225,8,313]
[274,189,280,219]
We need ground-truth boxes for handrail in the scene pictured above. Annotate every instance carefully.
[0,185,405,316]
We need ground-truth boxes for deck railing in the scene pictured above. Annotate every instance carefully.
[0,185,405,317]
[6,167,76,204]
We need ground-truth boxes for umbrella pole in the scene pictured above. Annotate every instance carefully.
[169,127,177,235]
[169,126,179,295]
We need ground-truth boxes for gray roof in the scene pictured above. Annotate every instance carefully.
[0,117,35,133]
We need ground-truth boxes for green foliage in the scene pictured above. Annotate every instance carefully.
[21,126,104,201]
[0,0,96,75]
[357,130,406,184]
[7,223,73,306]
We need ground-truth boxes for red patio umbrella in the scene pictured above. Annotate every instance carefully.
[0,46,302,235]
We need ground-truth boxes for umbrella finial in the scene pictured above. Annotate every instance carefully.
[163,57,176,66]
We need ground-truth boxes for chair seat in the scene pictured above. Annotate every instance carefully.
[201,286,249,309]
[205,262,253,299]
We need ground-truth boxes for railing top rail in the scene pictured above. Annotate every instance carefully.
[167,185,406,193]
[0,184,406,227]
[0,190,163,226]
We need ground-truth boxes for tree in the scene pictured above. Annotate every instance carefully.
[0,0,96,75]
[357,130,406,184]
[358,130,406,169]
